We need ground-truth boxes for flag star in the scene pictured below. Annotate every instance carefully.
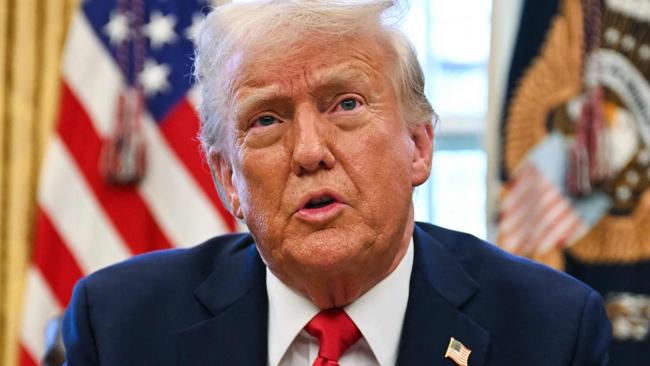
[639,44,650,61]
[185,13,204,42]
[625,170,640,186]
[104,10,130,45]
[621,35,636,51]
[144,11,178,49]
[616,185,632,202]
[139,59,171,96]
[605,27,620,46]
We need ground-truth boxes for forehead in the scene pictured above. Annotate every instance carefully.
[229,32,394,95]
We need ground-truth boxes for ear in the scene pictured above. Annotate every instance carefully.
[209,147,244,219]
[410,123,434,187]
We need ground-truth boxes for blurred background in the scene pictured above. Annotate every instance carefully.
[1,0,649,364]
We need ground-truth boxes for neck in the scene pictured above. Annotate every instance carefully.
[274,216,415,309]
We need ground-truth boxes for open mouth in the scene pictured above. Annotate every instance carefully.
[304,195,336,209]
[295,191,345,221]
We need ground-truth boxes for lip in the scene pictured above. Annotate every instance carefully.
[295,189,346,223]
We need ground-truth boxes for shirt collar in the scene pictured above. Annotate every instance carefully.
[266,238,414,366]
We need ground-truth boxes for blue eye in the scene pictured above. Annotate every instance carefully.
[339,98,358,111]
[256,115,277,127]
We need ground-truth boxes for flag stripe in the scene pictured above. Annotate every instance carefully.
[21,5,237,364]
[499,176,552,249]
[20,269,62,362]
[58,84,174,253]
[62,11,230,246]
[19,345,38,366]
[500,186,557,249]
[159,98,236,231]
[499,162,584,255]
[62,12,122,138]
[502,188,564,252]
[33,209,84,306]
[138,118,230,246]
[501,163,538,211]
[39,137,131,273]
[500,190,550,252]
[519,197,572,250]
[500,182,557,234]
[537,213,583,253]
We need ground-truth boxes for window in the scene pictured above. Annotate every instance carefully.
[403,0,491,239]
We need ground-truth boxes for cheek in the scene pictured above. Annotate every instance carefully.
[339,120,414,206]
[236,147,291,219]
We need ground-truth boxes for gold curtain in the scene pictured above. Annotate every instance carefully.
[0,0,80,365]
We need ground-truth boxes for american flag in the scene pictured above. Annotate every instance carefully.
[18,1,235,364]
[498,161,586,256]
[445,337,471,366]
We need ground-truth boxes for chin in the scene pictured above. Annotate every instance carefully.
[290,228,368,271]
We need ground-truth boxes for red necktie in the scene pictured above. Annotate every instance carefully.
[304,308,362,366]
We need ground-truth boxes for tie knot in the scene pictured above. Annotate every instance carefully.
[305,309,361,364]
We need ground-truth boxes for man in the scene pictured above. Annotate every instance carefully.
[62,1,612,365]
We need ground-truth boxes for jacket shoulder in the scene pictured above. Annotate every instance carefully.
[92,232,251,274]
[415,223,611,364]
[80,233,253,302]
[63,233,256,365]
[416,222,593,298]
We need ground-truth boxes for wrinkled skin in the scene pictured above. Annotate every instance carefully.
[212,32,433,309]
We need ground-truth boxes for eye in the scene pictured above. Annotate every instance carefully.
[340,98,357,110]
[252,115,279,128]
[333,97,363,113]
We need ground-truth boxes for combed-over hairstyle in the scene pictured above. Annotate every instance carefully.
[193,0,435,155]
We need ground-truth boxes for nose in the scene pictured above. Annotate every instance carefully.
[290,105,336,176]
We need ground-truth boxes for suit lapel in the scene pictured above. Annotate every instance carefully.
[397,225,490,366]
[174,225,491,365]
[176,238,268,365]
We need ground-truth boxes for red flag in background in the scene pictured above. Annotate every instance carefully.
[19,1,235,364]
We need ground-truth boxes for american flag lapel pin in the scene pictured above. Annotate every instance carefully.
[445,337,471,366]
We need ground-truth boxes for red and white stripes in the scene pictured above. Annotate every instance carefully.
[499,162,586,256]
[19,11,234,365]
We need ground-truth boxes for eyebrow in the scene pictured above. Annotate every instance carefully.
[233,62,378,119]
[234,84,290,119]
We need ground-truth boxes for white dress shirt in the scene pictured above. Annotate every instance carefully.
[267,239,414,366]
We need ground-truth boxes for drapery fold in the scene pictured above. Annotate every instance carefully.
[0,1,79,365]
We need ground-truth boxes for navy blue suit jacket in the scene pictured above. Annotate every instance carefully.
[63,223,611,365]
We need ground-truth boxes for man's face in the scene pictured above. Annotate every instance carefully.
[214,32,433,304]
